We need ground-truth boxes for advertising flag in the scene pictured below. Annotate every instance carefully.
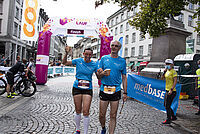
[20,0,40,41]
[118,37,123,56]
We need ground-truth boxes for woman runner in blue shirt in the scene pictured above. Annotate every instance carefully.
[62,46,99,134]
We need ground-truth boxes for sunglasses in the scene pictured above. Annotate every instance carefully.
[111,44,120,47]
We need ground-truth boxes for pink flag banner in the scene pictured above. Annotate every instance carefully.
[99,35,113,58]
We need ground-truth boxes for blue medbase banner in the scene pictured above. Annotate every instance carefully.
[64,67,75,73]
[48,67,53,75]
[127,74,181,114]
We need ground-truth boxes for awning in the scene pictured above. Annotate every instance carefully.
[127,63,134,67]
[134,63,140,67]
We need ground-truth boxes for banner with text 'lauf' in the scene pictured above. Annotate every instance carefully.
[127,74,181,114]
[20,0,40,41]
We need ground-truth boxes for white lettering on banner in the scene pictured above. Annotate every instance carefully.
[36,55,49,65]
[134,83,165,99]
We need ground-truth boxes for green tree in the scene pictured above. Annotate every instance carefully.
[96,0,200,37]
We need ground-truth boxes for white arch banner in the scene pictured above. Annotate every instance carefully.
[41,17,112,38]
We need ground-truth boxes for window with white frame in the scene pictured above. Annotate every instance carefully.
[116,17,118,25]
[178,13,184,22]
[127,11,130,18]
[125,35,129,44]
[20,9,23,20]
[148,44,152,56]
[121,13,124,21]
[132,33,136,43]
[124,48,128,57]
[15,7,19,19]
[188,15,193,26]
[133,7,136,14]
[126,22,129,30]
[131,47,135,57]
[0,19,2,33]
[14,22,18,37]
[139,32,145,41]
[120,24,123,33]
[0,0,3,15]
[19,25,21,38]
[188,3,194,10]
[115,27,118,35]
[111,19,114,26]
[139,46,143,56]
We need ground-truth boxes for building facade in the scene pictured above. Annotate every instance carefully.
[106,3,200,67]
[0,0,66,66]
[72,38,100,60]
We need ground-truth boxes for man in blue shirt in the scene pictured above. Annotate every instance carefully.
[97,40,127,134]
[62,47,98,134]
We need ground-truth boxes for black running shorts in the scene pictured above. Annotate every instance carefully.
[72,87,93,96]
[99,90,121,101]
[6,72,14,85]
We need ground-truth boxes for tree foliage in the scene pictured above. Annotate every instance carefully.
[97,0,200,37]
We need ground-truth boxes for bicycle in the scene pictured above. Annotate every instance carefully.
[0,72,37,97]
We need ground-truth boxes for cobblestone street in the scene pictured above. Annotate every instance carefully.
[0,75,199,134]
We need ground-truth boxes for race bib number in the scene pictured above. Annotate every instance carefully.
[78,80,90,89]
[103,85,116,94]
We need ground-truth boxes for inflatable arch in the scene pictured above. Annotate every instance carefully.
[35,17,113,84]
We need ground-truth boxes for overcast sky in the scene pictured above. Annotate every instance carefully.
[40,0,120,46]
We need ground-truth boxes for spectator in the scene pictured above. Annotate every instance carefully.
[16,56,20,63]
[161,59,177,124]
[195,60,200,115]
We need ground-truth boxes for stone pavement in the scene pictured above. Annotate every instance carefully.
[0,75,199,134]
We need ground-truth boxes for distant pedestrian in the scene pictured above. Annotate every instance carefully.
[195,60,200,115]
[62,46,99,134]
[16,56,20,63]
[161,59,177,124]
[26,57,36,81]
[0,56,5,66]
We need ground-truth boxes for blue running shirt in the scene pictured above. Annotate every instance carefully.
[99,55,126,92]
[72,58,97,90]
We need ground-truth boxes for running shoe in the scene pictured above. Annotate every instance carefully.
[162,120,171,124]
[11,92,18,96]
[7,94,15,98]
[171,116,177,121]
[101,128,106,134]
[195,111,200,115]
[75,130,80,134]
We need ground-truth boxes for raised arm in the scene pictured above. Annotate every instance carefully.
[62,46,72,66]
